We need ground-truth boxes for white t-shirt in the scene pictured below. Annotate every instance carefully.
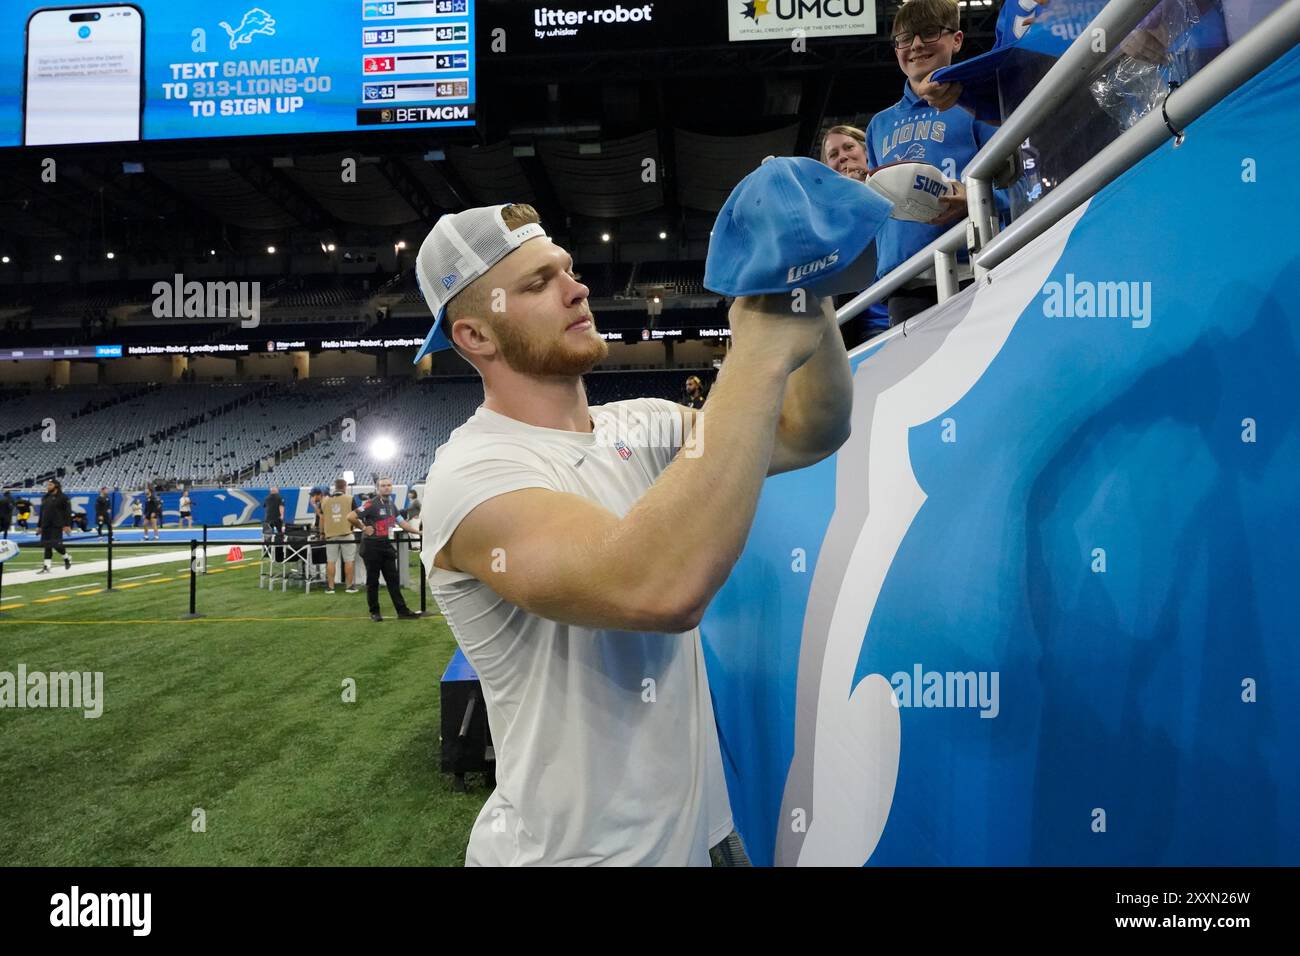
[421,397,733,866]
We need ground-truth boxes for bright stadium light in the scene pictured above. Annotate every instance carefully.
[659,231,667,240]
[1,256,9,264]
[53,254,62,261]
[371,436,397,461]
[106,251,115,259]
[327,243,336,252]
[601,233,611,242]
[266,245,276,254]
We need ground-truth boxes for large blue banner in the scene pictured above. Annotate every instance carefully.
[702,46,1300,865]
[4,0,475,147]
[41,485,413,527]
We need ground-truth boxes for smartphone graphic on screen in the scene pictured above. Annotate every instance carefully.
[23,4,144,146]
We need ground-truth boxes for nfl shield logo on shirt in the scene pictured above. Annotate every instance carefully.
[614,440,633,461]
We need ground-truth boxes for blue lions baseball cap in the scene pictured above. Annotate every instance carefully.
[704,156,893,299]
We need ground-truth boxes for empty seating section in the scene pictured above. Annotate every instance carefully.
[256,370,710,485]
[635,261,707,296]
[76,379,384,489]
[251,378,481,488]
[0,371,714,490]
[0,383,257,487]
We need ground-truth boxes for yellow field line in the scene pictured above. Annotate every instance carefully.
[33,595,71,604]
[76,589,103,597]
[114,583,143,590]
[0,603,24,611]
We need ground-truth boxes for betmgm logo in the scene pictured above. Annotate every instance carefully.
[152,274,261,328]
[1040,273,1152,329]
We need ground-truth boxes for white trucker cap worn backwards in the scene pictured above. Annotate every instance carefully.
[412,204,548,362]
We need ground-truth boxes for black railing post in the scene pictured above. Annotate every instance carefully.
[184,539,203,619]
[106,521,114,591]
[202,523,209,574]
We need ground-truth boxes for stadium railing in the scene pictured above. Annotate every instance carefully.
[0,527,429,621]
[836,0,1300,334]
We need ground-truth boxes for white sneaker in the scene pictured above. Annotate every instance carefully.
[345,585,358,593]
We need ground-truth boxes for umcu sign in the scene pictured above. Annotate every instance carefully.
[728,0,877,42]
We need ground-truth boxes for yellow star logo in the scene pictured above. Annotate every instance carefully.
[754,0,770,14]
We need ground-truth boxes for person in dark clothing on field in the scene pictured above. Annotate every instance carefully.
[263,485,286,537]
[94,487,112,536]
[0,491,13,539]
[143,488,164,541]
[348,477,422,622]
[36,478,72,574]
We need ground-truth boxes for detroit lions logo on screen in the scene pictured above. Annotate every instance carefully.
[219,8,277,50]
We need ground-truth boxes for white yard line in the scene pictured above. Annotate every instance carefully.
[1,545,250,586]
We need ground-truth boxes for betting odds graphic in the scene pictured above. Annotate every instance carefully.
[4,0,476,147]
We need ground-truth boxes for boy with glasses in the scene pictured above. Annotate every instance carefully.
[866,0,1005,326]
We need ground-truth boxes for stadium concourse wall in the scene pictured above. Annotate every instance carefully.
[700,46,1300,867]
[50,487,416,529]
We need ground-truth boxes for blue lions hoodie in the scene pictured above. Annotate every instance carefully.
[865,78,1004,280]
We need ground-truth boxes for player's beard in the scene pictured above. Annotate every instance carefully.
[491,313,608,377]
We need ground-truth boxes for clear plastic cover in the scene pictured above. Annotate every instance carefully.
[1088,0,1204,131]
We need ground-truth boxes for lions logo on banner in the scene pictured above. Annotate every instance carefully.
[701,46,1300,866]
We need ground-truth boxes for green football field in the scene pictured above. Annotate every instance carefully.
[0,550,489,866]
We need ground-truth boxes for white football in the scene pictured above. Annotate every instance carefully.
[864,161,955,222]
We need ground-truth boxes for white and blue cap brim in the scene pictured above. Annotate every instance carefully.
[412,303,452,363]
[704,156,893,299]
[412,205,548,363]
[931,0,1080,95]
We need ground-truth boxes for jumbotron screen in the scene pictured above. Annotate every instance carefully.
[2,0,477,148]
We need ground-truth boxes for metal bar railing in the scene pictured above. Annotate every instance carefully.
[977,0,1300,272]
[963,0,1166,259]
[836,0,1300,331]
[0,529,428,618]
[836,221,968,325]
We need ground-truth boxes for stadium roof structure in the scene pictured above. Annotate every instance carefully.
[0,2,998,268]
